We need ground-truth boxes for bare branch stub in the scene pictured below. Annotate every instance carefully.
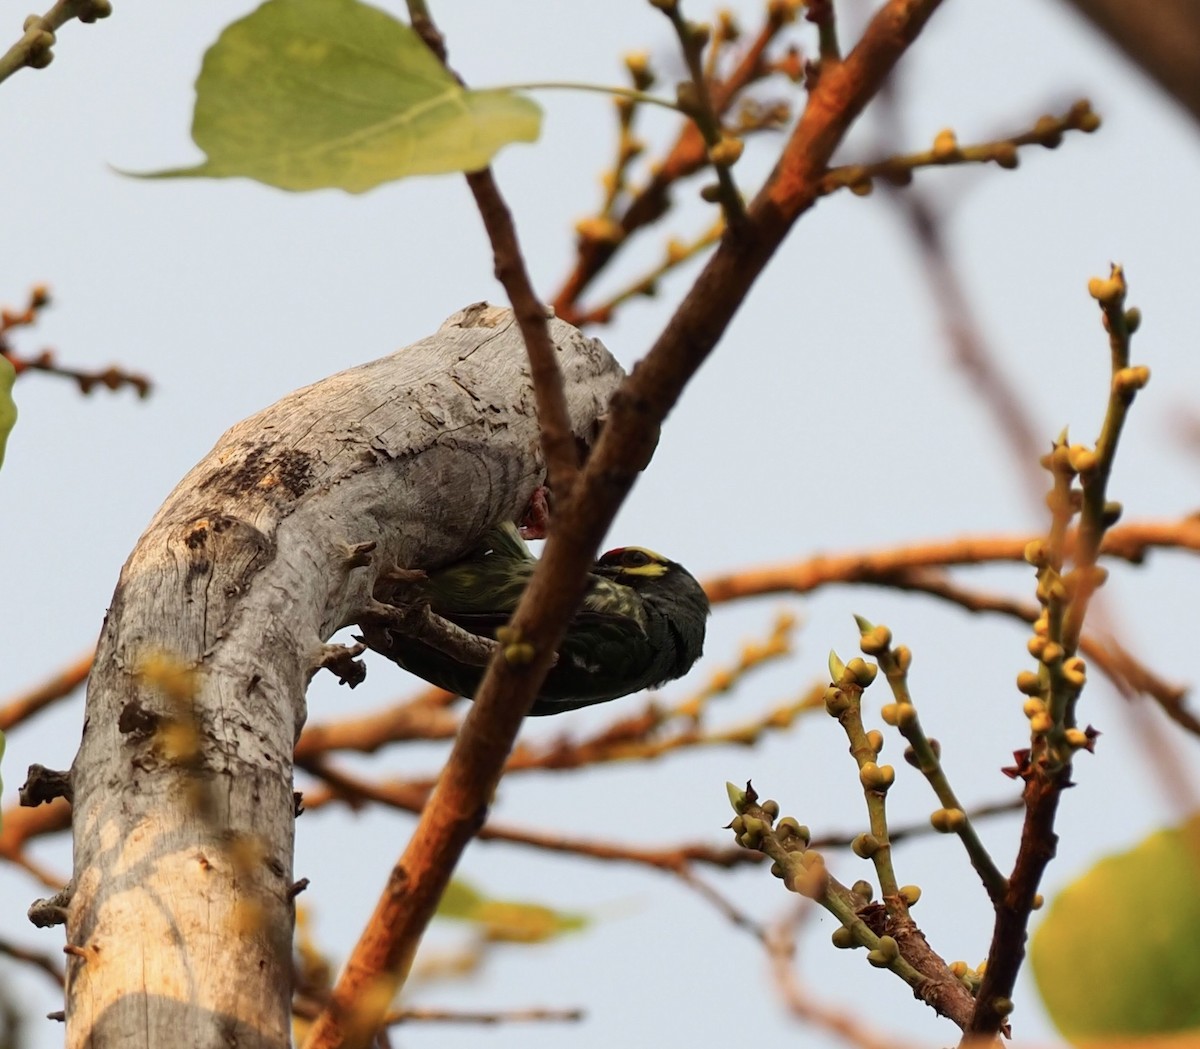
[19,765,72,807]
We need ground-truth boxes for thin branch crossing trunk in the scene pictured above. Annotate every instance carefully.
[56,305,621,1048]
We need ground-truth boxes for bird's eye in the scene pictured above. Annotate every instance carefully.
[622,550,651,568]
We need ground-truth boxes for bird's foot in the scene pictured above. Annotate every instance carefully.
[519,484,552,540]
[357,596,497,668]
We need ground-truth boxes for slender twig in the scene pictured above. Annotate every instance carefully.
[304,5,952,1046]
[493,80,680,112]
[385,1007,582,1027]
[727,783,976,1028]
[0,0,111,86]
[570,218,725,327]
[822,100,1100,197]
[464,169,580,501]
[404,2,579,502]
[880,568,1194,731]
[857,621,1008,903]
[0,650,92,731]
[824,657,907,908]
[0,936,66,986]
[968,268,1147,1040]
[550,2,801,321]
[655,1,747,229]
[767,906,927,1049]
[673,865,769,939]
[701,517,1200,602]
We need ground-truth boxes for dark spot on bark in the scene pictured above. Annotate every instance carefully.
[199,442,316,501]
[185,556,212,592]
[185,522,209,549]
[118,701,160,739]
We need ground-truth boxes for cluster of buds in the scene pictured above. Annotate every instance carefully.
[725,782,826,898]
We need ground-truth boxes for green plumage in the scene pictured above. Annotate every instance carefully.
[372,522,709,716]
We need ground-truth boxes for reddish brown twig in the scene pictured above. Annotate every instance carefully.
[302,8,981,1043]
[0,650,93,731]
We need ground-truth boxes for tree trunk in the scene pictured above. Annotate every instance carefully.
[58,304,622,1048]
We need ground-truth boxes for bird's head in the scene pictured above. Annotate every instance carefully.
[595,545,674,585]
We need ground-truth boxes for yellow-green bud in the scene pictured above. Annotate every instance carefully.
[1065,727,1091,749]
[726,782,749,814]
[1032,893,1044,910]
[931,807,966,833]
[859,624,892,655]
[880,703,899,726]
[1040,642,1064,665]
[708,136,744,168]
[824,686,851,716]
[699,182,722,203]
[738,816,767,848]
[503,641,535,665]
[900,884,922,906]
[770,860,785,878]
[1016,671,1042,696]
[851,833,880,859]
[776,817,810,846]
[1030,711,1054,735]
[866,729,884,754]
[859,763,895,792]
[851,880,874,900]
[831,926,857,949]
[1114,366,1150,396]
[828,650,847,683]
[1024,539,1050,567]
[1027,635,1046,660]
[894,646,913,673]
[574,216,623,244]
[847,658,877,686]
[993,997,1014,1017]
[932,128,959,159]
[1067,445,1097,474]
[1124,307,1141,332]
[761,799,780,820]
[1087,274,1124,306]
[1062,657,1086,687]
[1023,697,1046,719]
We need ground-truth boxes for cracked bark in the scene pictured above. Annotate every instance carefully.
[58,304,622,1049]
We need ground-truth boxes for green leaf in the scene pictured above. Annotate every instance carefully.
[1032,815,1200,1043]
[136,0,541,192]
[0,354,16,470]
[436,878,588,944]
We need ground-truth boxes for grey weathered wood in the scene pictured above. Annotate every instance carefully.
[61,305,623,1049]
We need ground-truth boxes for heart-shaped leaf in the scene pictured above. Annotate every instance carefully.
[136,0,541,192]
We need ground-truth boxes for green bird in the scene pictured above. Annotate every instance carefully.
[366,522,709,716]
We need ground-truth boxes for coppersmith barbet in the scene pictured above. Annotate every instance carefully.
[370,522,709,715]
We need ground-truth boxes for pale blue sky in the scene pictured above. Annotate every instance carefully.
[2,2,1197,1047]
